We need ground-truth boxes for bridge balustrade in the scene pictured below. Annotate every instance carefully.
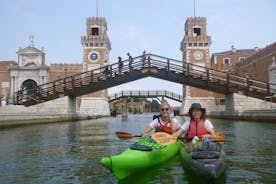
[14,53,276,106]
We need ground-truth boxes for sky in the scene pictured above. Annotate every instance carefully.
[0,0,276,106]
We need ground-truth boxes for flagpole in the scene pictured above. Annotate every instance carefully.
[96,0,99,17]
[194,0,196,17]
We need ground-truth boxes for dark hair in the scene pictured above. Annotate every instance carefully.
[189,109,206,120]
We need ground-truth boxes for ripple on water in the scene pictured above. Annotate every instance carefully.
[0,117,275,184]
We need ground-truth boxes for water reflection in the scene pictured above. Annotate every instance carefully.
[0,115,275,183]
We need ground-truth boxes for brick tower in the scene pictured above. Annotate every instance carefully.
[180,17,216,114]
[80,17,111,115]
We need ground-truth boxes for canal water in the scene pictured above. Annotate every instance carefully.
[0,114,275,184]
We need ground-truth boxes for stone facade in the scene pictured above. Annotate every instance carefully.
[8,37,50,104]
[235,42,276,83]
[210,46,256,72]
[0,61,16,104]
[225,93,276,111]
[110,100,152,114]
[79,17,111,116]
[0,18,112,116]
[1,17,275,115]
[269,56,276,96]
[180,17,216,114]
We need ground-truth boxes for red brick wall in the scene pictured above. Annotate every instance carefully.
[49,64,82,81]
[0,61,17,100]
[235,42,276,82]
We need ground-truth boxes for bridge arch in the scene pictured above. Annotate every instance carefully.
[14,54,276,106]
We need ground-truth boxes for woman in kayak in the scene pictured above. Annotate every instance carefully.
[141,101,181,136]
[173,103,217,142]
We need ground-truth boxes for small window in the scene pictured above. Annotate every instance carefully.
[223,58,230,64]
[95,43,99,46]
[199,43,203,46]
[239,57,245,62]
[92,27,99,35]
[193,28,201,36]
[219,98,225,105]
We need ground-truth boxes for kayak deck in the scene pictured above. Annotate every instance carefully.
[101,137,180,180]
[180,141,226,180]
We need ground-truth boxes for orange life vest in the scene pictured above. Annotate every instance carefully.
[187,119,208,138]
[155,118,173,134]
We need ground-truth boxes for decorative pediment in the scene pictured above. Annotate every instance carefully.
[17,46,44,55]
[24,62,37,67]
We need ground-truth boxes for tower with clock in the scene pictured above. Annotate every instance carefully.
[180,17,216,114]
[80,17,111,115]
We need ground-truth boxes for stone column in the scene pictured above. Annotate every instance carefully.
[67,96,77,114]
[121,98,128,118]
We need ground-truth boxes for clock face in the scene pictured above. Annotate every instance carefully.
[194,51,203,60]
[88,51,100,62]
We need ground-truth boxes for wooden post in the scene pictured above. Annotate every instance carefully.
[129,59,132,72]
[72,76,75,89]
[167,59,170,71]
[187,63,190,76]
[148,55,151,69]
[226,73,230,91]
[91,70,93,82]
[53,82,56,93]
[266,83,270,96]
[246,76,250,93]
[206,69,210,86]
[110,65,113,78]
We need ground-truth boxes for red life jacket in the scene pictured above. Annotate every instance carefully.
[187,119,208,138]
[155,118,173,134]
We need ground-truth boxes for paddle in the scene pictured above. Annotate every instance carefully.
[115,131,177,146]
[115,131,141,140]
[214,131,225,144]
[178,131,225,143]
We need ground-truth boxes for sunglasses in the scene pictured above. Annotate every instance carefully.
[161,108,169,112]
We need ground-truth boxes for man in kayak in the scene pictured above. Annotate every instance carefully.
[172,103,217,142]
[141,101,181,136]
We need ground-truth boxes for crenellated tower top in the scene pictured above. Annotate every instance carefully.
[81,17,111,51]
[181,17,211,52]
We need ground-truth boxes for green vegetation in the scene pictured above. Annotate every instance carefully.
[133,107,138,114]
[128,107,133,113]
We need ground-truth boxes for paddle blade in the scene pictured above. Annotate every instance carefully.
[215,131,225,144]
[115,131,135,140]
[151,132,177,146]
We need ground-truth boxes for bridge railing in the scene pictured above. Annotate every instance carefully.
[14,53,276,105]
[109,90,183,102]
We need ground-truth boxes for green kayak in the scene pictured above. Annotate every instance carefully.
[101,137,180,180]
[179,141,226,180]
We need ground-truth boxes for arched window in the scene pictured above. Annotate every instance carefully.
[21,79,37,91]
